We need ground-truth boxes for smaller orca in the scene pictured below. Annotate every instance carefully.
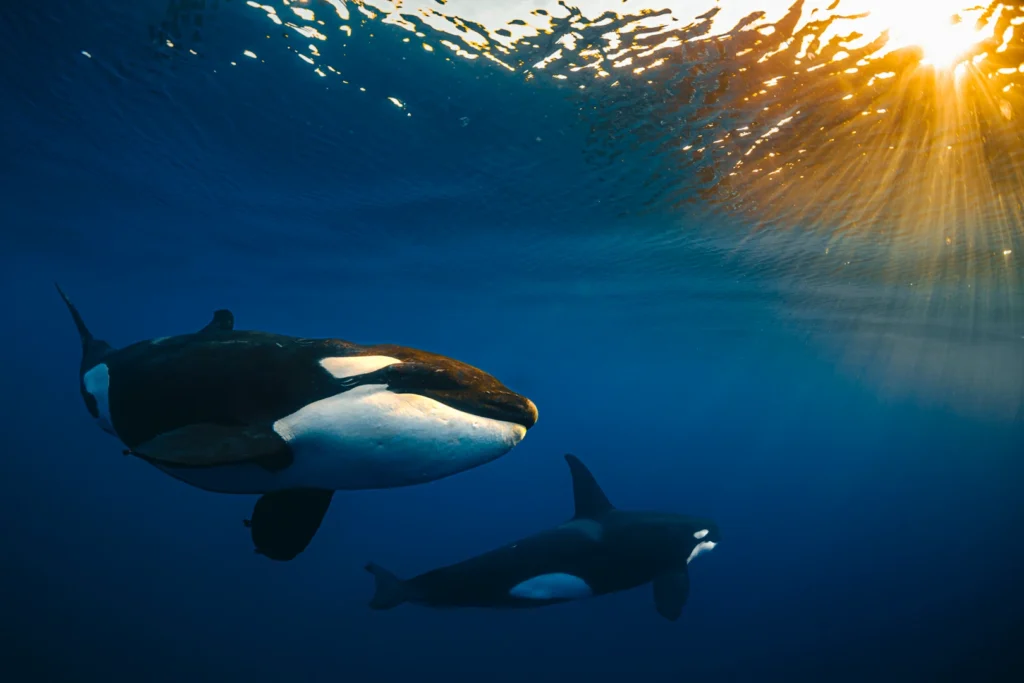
[365,454,720,621]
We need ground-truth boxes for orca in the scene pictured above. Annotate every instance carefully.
[55,284,538,561]
[365,454,720,621]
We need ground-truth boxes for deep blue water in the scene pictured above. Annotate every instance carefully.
[2,1,1023,681]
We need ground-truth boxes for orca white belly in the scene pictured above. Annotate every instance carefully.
[149,384,528,494]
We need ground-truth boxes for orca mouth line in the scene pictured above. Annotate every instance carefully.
[517,398,539,429]
[491,395,538,430]
[396,389,539,430]
[332,357,539,430]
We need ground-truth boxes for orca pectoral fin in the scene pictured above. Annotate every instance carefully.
[131,423,293,472]
[248,489,334,561]
[652,569,690,622]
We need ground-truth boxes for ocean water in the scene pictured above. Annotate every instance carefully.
[1,0,1022,681]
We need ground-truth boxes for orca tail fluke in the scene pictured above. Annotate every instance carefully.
[365,563,410,610]
[54,283,113,366]
[55,282,94,349]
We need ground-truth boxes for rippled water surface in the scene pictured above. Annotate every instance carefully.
[229,0,1024,238]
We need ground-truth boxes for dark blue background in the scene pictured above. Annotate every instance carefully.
[2,1,1022,681]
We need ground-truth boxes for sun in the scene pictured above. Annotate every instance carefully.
[710,0,998,71]
[847,1,995,69]
[901,11,988,67]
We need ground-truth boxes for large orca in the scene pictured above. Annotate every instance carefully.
[366,454,720,621]
[56,284,538,561]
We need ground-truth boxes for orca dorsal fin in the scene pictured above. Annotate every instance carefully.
[199,309,234,334]
[55,283,113,368]
[564,454,614,519]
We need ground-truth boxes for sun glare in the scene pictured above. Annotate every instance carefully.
[870,3,992,68]
[708,0,998,70]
